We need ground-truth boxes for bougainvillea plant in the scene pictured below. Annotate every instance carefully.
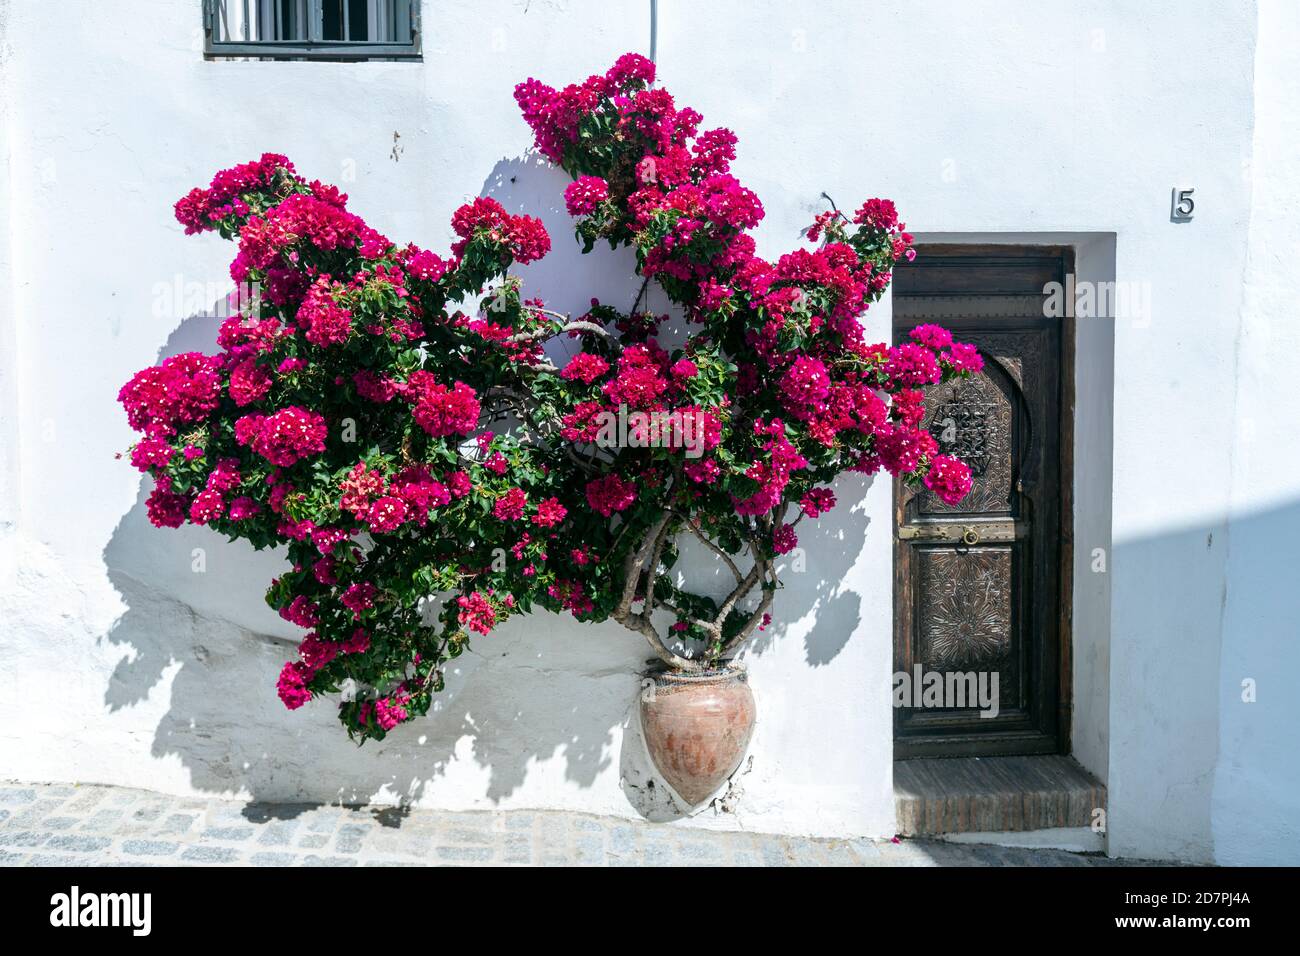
[119,53,979,742]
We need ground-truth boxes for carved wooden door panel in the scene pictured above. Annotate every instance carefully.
[892,247,1071,758]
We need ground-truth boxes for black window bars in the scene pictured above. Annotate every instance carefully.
[204,0,421,60]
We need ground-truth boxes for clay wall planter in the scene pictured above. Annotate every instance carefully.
[639,666,756,806]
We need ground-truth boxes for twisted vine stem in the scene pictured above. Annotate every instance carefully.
[615,509,780,672]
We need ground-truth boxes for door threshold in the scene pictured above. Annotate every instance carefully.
[894,754,1106,837]
[936,826,1104,853]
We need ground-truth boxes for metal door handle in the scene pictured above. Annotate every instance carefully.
[897,521,1027,543]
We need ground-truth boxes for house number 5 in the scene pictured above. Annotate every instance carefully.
[1171,187,1195,221]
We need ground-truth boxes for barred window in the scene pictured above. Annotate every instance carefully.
[204,0,420,60]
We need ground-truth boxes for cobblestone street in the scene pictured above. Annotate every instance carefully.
[0,782,1149,867]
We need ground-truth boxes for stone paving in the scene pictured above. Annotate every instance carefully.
[0,781,1138,867]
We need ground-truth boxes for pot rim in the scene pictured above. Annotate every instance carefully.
[646,661,747,685]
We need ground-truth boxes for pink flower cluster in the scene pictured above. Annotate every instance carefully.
[341,581,377,619]
[514,54,765,294]
[228,357,273,406]
[924,454,974,506]
[130,437,175,472]
[174,153,293,235]
[564,176,609,216]
[406,247,454,282]
[854,198,899,230]
[874,424,939,475]
[297,277,354,347]
[339,461,451,533]
[374,690,412,731]
[533,496,568,528]
[601,345,669,409]
[232,191,387,282]
[457,591,497,635]
[560,352,610,384]
[276,661,312,710]
[406,373,481,437]
[772,523,799,555]
[586,474,638,516]
[235,407,328,466]
[800,488,837,518]
[733,421,809,516]
[514,54,661,164]
[493,487,528,522]
[885,342,942,388]
[280,595,320,628]
[450,196,551,264]
[118,352,222,436]
[781,356,831,406]
[146,486,189,528]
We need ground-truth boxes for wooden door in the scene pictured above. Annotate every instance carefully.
[892,246,1073,758]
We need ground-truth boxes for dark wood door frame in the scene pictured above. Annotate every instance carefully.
[892,244,1076,759]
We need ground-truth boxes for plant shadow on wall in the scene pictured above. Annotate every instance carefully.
[100,151,872,818]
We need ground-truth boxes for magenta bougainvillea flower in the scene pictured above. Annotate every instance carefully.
[119,54,978,741]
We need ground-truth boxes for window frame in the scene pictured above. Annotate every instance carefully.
[203,0,422,61]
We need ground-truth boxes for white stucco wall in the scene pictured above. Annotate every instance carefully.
[1211,0,1300,867]
[1,0,1297,861]
[0,0,894,840]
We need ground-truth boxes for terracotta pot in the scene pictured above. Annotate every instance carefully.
[639,665,756,806]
